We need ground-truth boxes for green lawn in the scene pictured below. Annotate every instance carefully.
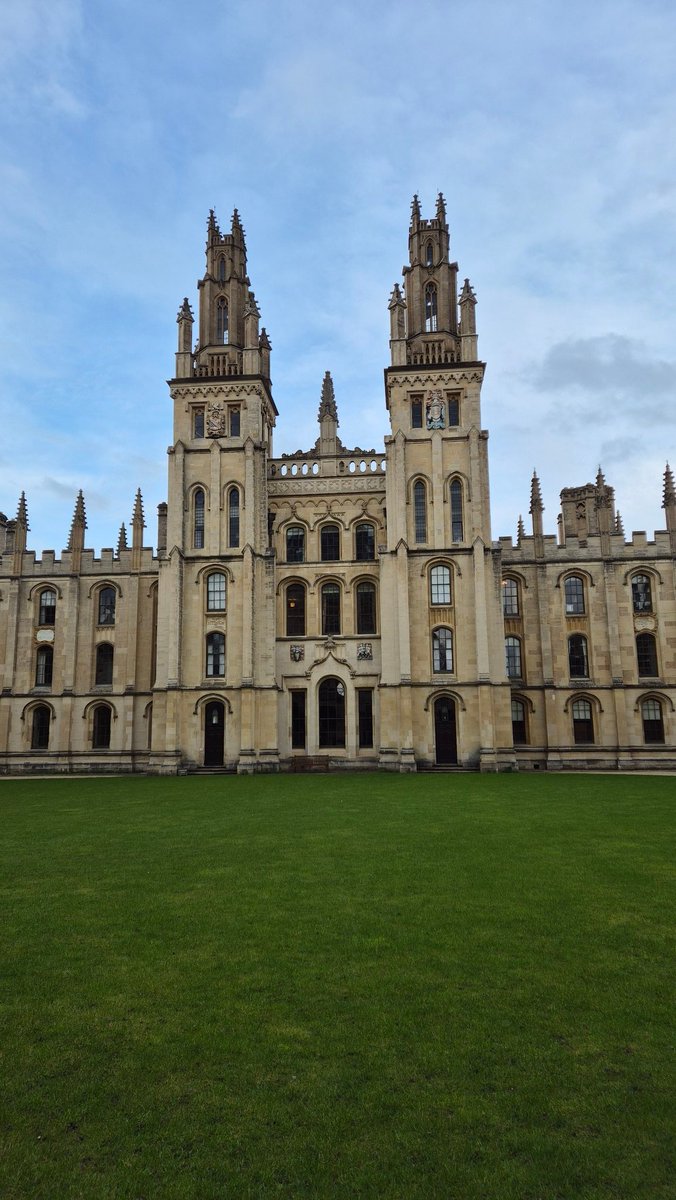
[1,773,673,1199]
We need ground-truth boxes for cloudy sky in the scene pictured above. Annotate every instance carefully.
[1,0,675,552]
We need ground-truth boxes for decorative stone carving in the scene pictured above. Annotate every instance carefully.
[426,390,445,429]
[206,402,226,436]
[290,644,304,661]
[357,642,373,660]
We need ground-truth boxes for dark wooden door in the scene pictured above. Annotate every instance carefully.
[204,701,225,766]
[434,696,457,765]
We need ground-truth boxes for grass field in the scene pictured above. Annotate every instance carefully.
[1,773,673,1199]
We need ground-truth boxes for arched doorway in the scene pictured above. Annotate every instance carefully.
[434,696,457,765]
[204,701,225,766]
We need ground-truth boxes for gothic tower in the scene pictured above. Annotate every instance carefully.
[153,210,279,772]
[380,195,513,769]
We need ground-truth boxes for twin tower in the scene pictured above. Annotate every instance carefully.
[1,198,674,773]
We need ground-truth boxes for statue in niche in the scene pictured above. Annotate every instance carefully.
[426,391,445,430]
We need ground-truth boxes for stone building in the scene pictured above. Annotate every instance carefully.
[1,198,674,773]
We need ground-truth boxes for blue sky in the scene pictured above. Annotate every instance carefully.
[1,0,675,552]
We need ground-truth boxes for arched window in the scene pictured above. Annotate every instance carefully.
[95,643,114,686]
[448,393,460,427]
[430,564,451,605]
[98,586,116,626]
[230,407,241,437]
[432,627,453,673]
[450,479,463,541]
[564,575,585,614]
[632,574,653,613]
[286,526,305,563]
[511,699,527,745]
[206,631,225,677]
[193,407,205,438]
[505,636,522,679]
[641,699,664,744]
[411,397,423,428]
[572,699,593,744]
[424,283,438,332]
[216,296,228,344]
[92,704,112,749]
[425,241,434,267]
[355,523,375,561]
[413,481,427,543]
[206,572,226,612]
[35,646,53,688]
[356,582,376,634]
[321,583,341,635]
[218,257,226,283]
[38,589,56,626]
[31,705,50,749]
[636,633,658,677]
[286,583,306,636]
[193,489,205,549]
[502,578,519,617]
[321,524,340,562]
[568,634,589,678]
[318,678,345,748]
[228,487,240,548]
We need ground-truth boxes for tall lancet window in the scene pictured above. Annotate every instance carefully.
[218,257,226,283]
[216,297,228,344]
[194,489,205,549]
[228,487,240,548]
[424,283,438,332]
[425,241,434,267]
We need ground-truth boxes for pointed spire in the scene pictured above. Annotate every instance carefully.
[231,208,246,249]
[318,371,338,422]
[388,281,405,310]
[259,327,271,350]
[207,208,221,245]
[595,465,611,510]
[529,471,543,514]
[117,523,128,554]
[436,192,447,223]
[67,490,87,552]
[132,488,145,530]
[16,491,29,530]
[615,511,625,536]
[459,277,476,305]
[517,514,525,544]
[530,471,544,542]
[12,491,29,560]
[244,290,260,319]
[177,297,193,322]
[410,193,421,228]
[663,462,676,507]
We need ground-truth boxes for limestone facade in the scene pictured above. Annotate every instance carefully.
[1,198,675,773]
